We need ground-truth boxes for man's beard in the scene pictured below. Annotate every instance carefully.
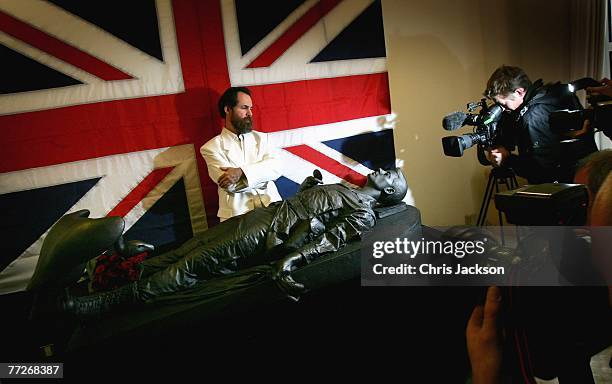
[231,115,253,134]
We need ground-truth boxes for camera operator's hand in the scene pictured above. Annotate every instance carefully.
[587,78,612,98]
[466,286,503,384]
[562,119,591,139]
[485,146,509,167]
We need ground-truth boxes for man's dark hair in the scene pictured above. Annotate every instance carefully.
[377,168,408,206]
[484,65,532,99]
[218,87,251,118]
[578,149,612,196]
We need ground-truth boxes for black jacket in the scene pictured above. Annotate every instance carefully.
[498,80,597,183]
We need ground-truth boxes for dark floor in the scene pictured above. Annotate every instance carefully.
[2,282,479,382]
[2,283,609,382]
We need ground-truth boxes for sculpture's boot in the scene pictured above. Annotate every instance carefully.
[27,210,125,291]
[273,253,307,302]
[63,283,139,317]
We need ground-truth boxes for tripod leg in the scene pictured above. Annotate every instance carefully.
[511,175,519,189]
[508,174,522,244]
[498,179,506,229]
[495,178,506,245]
[478,172,495,226]
[477,175,491,226]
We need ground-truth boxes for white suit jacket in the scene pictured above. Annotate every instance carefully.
[200,128,282,220]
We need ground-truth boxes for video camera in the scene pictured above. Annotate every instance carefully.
[549,77,612,139]
[441,99,503,157]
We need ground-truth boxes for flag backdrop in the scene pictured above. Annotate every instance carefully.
[0,0,403,294]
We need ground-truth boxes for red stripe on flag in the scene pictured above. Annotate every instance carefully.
[250,72,390,132]
[107,167,174,217]
[246,0,341,68]
[285,144,367,186]
[0,0,230,223]
[0,10,133,81]
[0,73,387,173]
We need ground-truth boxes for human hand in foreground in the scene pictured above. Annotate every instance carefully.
[466,286,503,384]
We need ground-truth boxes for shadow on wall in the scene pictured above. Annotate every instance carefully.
[119,86,224,255]
[173,86,224,228]
[387,33,487,225]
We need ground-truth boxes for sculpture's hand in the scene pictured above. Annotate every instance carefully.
[115,238,154,258]
[298,175,323,192]
[272,253,306,302]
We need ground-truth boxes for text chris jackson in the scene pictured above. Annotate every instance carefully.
[371,263,505,276]
[369,237,505,276]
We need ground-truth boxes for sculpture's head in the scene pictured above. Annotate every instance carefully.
[367,168,407,206]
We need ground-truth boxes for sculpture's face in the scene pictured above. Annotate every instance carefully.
[367,168,401,191]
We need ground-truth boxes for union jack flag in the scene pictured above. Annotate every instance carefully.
[0,0,410,294]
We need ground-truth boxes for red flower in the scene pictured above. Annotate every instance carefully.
[92,249,152,292]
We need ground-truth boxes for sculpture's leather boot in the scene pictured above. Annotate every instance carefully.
[63,283,139,317]
[27,210,124,291]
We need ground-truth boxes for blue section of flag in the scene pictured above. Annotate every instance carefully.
[0,44,82,94]
[311,0,386,62]
[322,129,395,170]
[274,176,300,199]
[48,0,163,61]
[235,0,304,55]
[123,178,193,256]
[0,177,101,271]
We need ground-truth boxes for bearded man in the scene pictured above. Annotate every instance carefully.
[201,87,282,221]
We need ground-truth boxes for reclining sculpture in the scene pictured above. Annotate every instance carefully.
[28,169,408,317]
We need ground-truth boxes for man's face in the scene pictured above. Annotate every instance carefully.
[367,168,401,191]
[494,88,526,111]
[228,92,253,134]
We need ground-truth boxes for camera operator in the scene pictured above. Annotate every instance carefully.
[483,65,598,184]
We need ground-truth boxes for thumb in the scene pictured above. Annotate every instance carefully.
[219,167,228,171]
[482,286,502,331]
[467,304,484,332]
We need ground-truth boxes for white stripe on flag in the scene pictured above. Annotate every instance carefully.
[268,114,395,149]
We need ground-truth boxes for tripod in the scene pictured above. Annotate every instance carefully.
[477,167,519,243]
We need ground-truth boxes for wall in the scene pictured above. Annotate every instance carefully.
[382,0,573,225]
